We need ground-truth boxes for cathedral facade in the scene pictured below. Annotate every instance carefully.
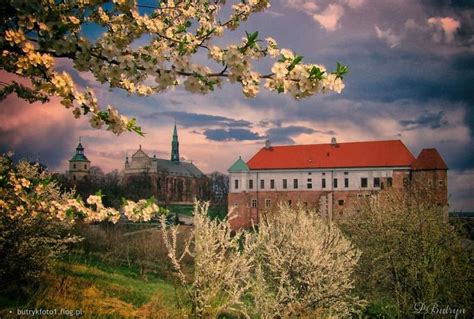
[123,124,208,204]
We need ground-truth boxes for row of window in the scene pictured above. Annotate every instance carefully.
[242,198,348,209]
[234,177,393,190]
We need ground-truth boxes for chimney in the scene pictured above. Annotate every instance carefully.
[331,137,337,147]
[265,139,271,149]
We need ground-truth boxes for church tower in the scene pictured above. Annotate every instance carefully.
[69,139,91,182]
[171,123,180,163]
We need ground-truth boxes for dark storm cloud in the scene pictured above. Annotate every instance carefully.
[148,111,252,128]
[265,125,336,144]
[203,128,263,141]
[422,0,474,8]
[0,125,75,169]
[399,111,448,130]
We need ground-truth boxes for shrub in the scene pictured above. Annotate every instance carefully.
[0,155,81,293]
[343,188,474,317]
[250,203,363,318]
[162,202,362,318]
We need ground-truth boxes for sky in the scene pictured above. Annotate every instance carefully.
[1,0,473,211]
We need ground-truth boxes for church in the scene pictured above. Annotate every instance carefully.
[123,124,208,204]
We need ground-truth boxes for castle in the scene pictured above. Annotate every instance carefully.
[228,138,448,229]
[123,124,208,203]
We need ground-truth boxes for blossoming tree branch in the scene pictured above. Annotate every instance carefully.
[0,0,348,135]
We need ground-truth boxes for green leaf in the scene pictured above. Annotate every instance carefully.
[335,62,349,79]
[287,55,304,71]
[309,66,325,80]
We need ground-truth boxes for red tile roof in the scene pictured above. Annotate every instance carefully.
[412,149,448,170]
[247,140,416,170]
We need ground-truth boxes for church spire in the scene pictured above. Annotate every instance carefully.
[171,123,180,163]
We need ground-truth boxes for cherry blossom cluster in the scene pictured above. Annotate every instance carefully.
[0,154,162,225]
[122,198,166,222]
[1,0,348,134]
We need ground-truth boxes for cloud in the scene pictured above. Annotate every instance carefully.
[399,111,449,130]
[285,0,319,13]
[313,4,345,31]
[203,128,264,141]
[0,95,80,170]
[427,16,461,43]
[266,125,316,144]
[343,0,366,9]
[147,111,252,128]
[375,25,402,48]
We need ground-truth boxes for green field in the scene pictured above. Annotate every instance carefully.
[166,203,227,220]
[0,257,183,318]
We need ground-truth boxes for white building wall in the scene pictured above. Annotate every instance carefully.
[229,168,405,193]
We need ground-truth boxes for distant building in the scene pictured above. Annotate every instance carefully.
[228,138,448,229]
[68,139,91,182]
[123,124,208,203]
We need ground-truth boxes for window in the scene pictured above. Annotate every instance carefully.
[234,179,239,189]
[333,178,338,188]
[322,178,326,189]
[84,164,87,169]
[373,177,380,188]
[283,179,287,189]
[73,164,76,169]
[344,178,349,188]
[288,200,292,206]
[387,177,393,187]
[270,179,275,189]
[344,172,348,175]
[338,199,345,206]
[260,179,265,189]
[438,180,444,186]
[293,179,298,189]
[73,175,76,181]
[307,178,312,189]
[303,202,308,207]
[322,172,326,176]
[403,177,409,187]
[308,172,312,175]
[249,179,254,189]
[361,178,368,188]
[233,202,239,208]
[428,179,433,186]
[251,199,257,208]
[265,199,271,208]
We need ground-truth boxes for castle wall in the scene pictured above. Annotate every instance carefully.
[227,167,447,230]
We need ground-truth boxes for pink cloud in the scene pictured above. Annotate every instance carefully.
[427,16,461,43]
[313,4,345,32]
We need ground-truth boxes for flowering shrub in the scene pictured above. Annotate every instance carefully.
[161,202,362,317]
[0,154,162,292]
[1,0,348,135]
[250,203,363,318]
[161,202,254,318]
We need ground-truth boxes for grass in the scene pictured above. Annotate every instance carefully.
[167,203,228,220]
[0,257,183,318]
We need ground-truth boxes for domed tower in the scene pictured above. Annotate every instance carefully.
[69,139,91,182]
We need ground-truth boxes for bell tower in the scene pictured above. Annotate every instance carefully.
[69,138,91,182]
